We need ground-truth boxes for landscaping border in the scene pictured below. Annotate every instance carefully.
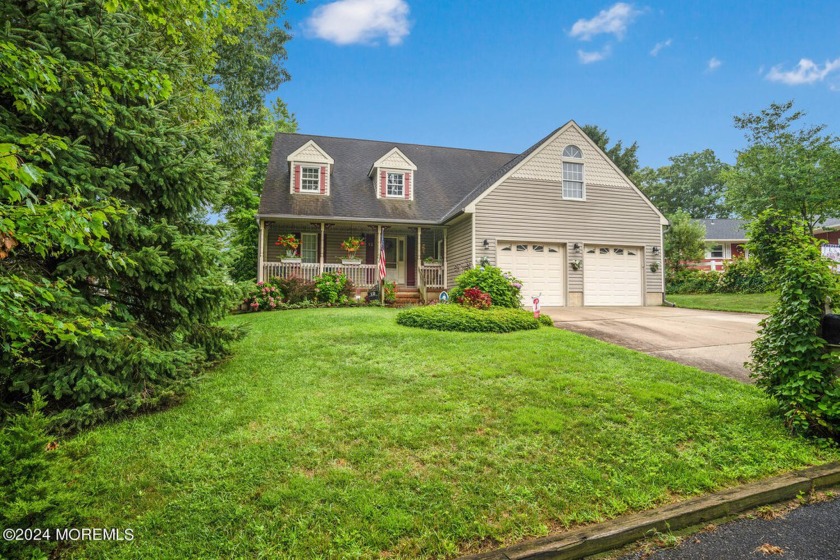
[458,462,840,560]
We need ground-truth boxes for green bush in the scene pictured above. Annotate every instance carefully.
[1,394,77,560]
[271,276,316,304]
[748,210,840,441]
[450,266,522,308]
[313,272,354,304]
[667,258,772,295]
[538,314,554,327]
[396,304,539,333]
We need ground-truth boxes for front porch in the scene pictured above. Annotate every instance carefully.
[257,219,448,292]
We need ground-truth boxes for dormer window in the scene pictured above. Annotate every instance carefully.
[371,147,417,201]
[287,140,334,196]
[386,172,404,197]
[300,166,321,192]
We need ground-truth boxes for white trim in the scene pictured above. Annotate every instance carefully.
[463,121,669,225]
[286,140,334,164]
[370,147,417,174]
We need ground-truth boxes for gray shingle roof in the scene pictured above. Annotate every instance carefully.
[259,133,518,224]
[697,218,748,240]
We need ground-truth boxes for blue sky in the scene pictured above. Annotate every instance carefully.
[270,0,840,169]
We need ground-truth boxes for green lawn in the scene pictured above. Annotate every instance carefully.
[62,308,835,559]
[668,293,777,314]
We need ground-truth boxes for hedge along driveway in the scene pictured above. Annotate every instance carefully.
[63,308,839,559]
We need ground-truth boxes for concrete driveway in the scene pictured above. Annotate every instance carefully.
[545,306,765,383]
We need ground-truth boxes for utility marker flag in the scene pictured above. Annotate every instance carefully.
[379,232,387,280]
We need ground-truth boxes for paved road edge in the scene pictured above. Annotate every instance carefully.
[458,462,840,560]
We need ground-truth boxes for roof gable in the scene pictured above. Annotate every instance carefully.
[371,147,417,174]
[459,121,667,225]
[286,140,334,165]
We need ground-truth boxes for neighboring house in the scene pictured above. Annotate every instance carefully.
[695,219,749,271]
[696,217,840,271]
[257,121,668,307]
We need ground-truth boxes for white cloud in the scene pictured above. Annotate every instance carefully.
[578,46,612,64]
[707,57,722,71]
[650,38,672,56]
[765,57,840,85]
[305,0,410,46]
[569,3,642,41]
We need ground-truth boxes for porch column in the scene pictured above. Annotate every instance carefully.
[442,227,448,289]
[416,227,422,287]
[376,225,383,304]
[319,222,325,274]
[257,218,265,282]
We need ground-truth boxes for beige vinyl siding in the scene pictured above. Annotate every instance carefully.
[567,242,583,292]
[474,178,663,294]
[445,214,472,287]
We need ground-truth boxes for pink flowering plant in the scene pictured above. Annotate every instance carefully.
[242,281,282,312]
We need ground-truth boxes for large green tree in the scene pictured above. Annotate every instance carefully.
[1,0,294,427]
[723,100,840,234]
[635,150,731,217]
[664,210,706,274]
[581,124,640,177]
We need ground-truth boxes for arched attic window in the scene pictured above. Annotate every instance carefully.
[562,145,584,200]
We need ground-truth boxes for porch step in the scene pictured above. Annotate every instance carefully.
[393,289,422,307]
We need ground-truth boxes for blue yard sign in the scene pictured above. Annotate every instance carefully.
[439,291,449,303]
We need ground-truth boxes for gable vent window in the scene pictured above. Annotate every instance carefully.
[300,166,320,192]
[562,145,584,200]
[386,172,404,197]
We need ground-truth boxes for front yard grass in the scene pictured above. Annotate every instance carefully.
[668,292,777,314]
[63,307,835,559]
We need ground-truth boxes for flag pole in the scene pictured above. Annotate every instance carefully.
[378,225,384,305]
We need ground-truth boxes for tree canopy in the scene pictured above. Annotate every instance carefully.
[581,124,640,177]
[635,150,731,218]
[1,0,295,427]
[723,100,840,233]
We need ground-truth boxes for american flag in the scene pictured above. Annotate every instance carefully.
[379,231,387,280]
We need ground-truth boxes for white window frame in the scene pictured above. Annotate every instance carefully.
[386,172,404,197]
[300,166,321,192]
[301,232,318,263]
[561,145,585,201]
[706,243,725,259]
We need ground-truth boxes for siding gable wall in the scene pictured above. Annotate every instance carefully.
[473,126,664,295]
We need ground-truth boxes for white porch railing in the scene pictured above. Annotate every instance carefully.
[262,262,377,288]
[419,265,445,288]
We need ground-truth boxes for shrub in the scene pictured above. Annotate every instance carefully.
[272,276,316,304]
[538,314,554,327]
[1,394,77,560]
[383,281,396,304]
[242,281,282,311]
[458,287,492,309]
[666,259,771,295]
[313,272,354,304]
[748,210,840,441]
[450,266,522,308]
[396,305,539,333]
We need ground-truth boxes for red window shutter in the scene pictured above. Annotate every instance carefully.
[404,172,411,200]
[294,165,301,193]
[380,169,387,197]
[320,166,327,194]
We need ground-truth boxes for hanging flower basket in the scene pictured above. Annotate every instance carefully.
[340,236,365,262]
[423,258,442,267]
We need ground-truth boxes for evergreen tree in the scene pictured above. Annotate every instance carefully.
[1,0,293,428]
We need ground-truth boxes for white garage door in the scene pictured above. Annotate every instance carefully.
[497,242,565,306]
[584,245,643,306]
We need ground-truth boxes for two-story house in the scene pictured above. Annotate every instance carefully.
[257,121,668,307]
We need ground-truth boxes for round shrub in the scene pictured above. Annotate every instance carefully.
[396,304,539,333]
[450,266,522,308]
[538,314,554,327]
